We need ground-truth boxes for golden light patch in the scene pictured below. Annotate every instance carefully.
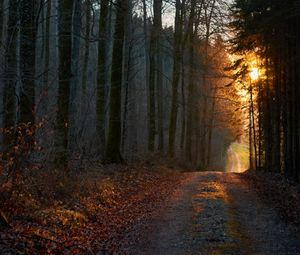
[249,67,259,81]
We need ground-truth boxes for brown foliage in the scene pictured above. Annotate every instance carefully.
[0,165,183,254]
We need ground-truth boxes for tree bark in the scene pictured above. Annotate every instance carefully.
[169,0,183,157]
[148,2,160,152]
[105,0,128,163]
[249,80,258,170]
[81,0,90,116]
[154,0,164,152]
[55,0,74,168]
[3,0,18,155]
[207,85,217,167]
[43,0,52,111]
[97,0,109,152]
[185,0,196,162]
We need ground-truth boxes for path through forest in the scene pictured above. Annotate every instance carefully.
[227,143,249,173]
[122,172,300,255]
[227,148,242,173]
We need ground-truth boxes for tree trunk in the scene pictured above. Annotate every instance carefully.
[250,80,258,170]
[68,0,82,154]
[43,0,52,110]
[0,0,3,37]
[0,0,5,145]
[199,0,216,168]
[55,0,74,168]
[105,0,128,163]
[185,0,196,162]
[121,0,133,153]
[148,9,157,152]
[142,0,151,152]
[274,61,281,173]
[81,0,90,122]
[180,62,186,153]
[3,0,18,155]
[154,0,164,152]
[81,1,90,96]
[249,101,253,169]
[169,0,183,157]
[257,79,263,169]
[294,20,300,182]
[263,56,272,171]
[207,85,217,167]
[18,0,37,156]
[97,0,109,152]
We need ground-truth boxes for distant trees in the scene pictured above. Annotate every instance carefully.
[230,0,300,182]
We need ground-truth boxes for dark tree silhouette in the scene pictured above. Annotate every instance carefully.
[105,0,128,163]
[56,0,74,167]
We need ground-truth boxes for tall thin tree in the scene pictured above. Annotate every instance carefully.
[3,0,18,154]
[56,0,74,167]
[105,0,128,163]
[169,0,184,157]
[97,0,109,152]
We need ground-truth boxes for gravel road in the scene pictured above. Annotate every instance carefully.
[124,172,300,255]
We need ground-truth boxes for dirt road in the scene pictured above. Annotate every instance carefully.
[226,142,249,173]
[227,147,243,173]
[123,172,300,255]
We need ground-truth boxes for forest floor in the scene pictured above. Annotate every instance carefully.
[0,165,300,254]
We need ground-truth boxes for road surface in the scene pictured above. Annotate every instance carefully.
[123,172,300,255]
[227,147,243,173]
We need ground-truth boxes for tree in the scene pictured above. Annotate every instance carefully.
[105,0,128,163]
[169,0,185,157]
[154,0,164,152]
[19,0,37,129]
[0,0,5,145]
[43,0,52,110]
[0,0,3,38]
[56,0,74,167]
[185,0,196,162]
[69,0,82,154]
[18,0,38,157]
[3,0,18,155]
[97,0,109,152]
[199,0,216,168]
[230,0,300,181]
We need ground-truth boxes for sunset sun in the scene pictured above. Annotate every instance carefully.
[250,67,259,81]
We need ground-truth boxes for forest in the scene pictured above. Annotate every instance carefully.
[0,0,238,170]
[0,0,299,254]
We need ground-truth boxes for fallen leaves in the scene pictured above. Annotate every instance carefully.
[241,170,300,227]
[0,165,183,254]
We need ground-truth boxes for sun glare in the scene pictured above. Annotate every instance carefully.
[250,68,259,81]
